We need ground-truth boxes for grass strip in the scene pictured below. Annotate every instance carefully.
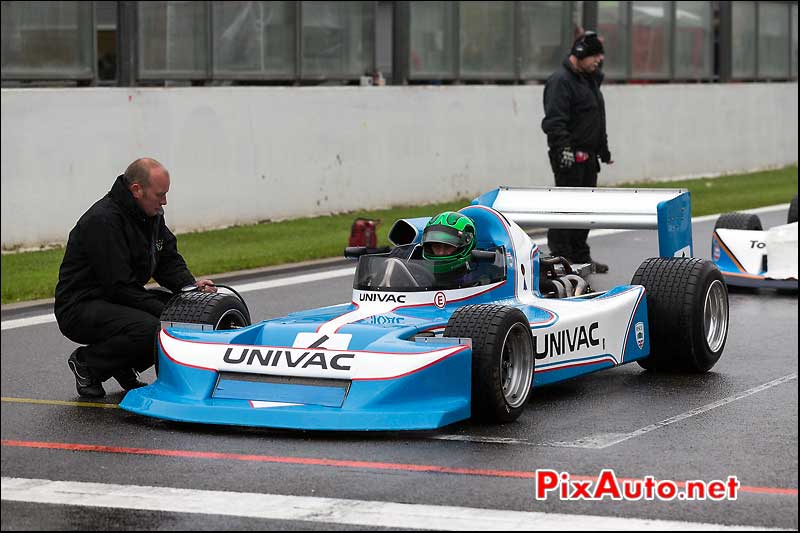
[2,165,796,304]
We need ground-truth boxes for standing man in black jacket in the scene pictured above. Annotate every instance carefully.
[541,31,613,273]
[55,158,217,398]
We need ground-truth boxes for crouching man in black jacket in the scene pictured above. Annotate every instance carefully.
[541,31,614,273]
[55,158,217,398]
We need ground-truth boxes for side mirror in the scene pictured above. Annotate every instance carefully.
[471,249,496,262]
[344,246,368,259]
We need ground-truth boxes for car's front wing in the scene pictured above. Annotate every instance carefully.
[120,330,472,431]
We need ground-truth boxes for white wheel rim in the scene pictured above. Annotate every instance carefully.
[215,309,248,330]
[704,280,728,352]
[500,323,534,409]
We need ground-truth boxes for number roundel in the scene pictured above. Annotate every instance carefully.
[434,292,447,309]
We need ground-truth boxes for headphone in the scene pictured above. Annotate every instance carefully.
[572,31,604,59]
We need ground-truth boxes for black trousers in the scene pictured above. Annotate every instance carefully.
[57,289,174,380]
[547,159,599,263]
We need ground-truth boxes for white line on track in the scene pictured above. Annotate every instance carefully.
[428,434,537,445]
[0,313,56,331]
[1,477,784,531]
[544,373,798,449]
[0,203,789,331]
[232,266,355,293]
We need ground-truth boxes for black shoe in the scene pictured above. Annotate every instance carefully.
[113,368,147,391]
[591,261,609,274]
[67,350,105,398]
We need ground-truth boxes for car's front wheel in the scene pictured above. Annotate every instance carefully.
[714,212,762,231]
[160,291,251,330]
[445,304,534,423]
[155,291,252,376]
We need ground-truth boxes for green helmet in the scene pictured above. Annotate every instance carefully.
[422,211,476,273]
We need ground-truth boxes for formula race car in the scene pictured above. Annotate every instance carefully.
[120,186,730,430]
[711,194,798,291]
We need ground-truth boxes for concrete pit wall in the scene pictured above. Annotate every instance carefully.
[1,83,797,249]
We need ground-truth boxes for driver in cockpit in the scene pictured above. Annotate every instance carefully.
[422,211,488,288]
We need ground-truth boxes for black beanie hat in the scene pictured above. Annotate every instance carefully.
[571,31,604,59]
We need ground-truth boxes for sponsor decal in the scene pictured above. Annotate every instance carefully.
[712,242,720,261]
[367,315,405,325]
[434,291,447,309]
[749,240,766,249]
[635,322,645,349]
[293,332,351,350]
[534,322,602,359]
[162,330,467,380]
[673,245,691,258]
[358,293,407,303]
[155,239,164,252]
[222,347,355,371]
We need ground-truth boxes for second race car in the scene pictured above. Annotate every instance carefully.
[711,194,798,290]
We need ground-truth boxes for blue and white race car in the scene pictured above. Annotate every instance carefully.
[120,186,730,431]
[711,194,798,291]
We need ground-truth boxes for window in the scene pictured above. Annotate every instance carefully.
[1,1,94,80]
[758,2,790,79]
[631,1,670,78]
[459,1,514,79]
[138,1,208,79]
[674,1,712,79]
[409,1,457,79]
[520,1,569,79]
[212,1,296,79]
[598,0,630,79]
[792,3,798,79]
[731,1,756,79]
[96,1,117,82]
[301,1,374,79]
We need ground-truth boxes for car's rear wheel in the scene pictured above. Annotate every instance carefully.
[444,304,534,423]
[632,257,728,373]
[714,212,762,231]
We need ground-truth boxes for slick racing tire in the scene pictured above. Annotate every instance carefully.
[444,304,534,423]
[160,291,251,330]
[632,258,728,373]
[789,194,798,224]
[714,212,762,231]
[156,292,251,377]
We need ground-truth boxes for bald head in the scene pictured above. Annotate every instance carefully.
[123,158,167,187]
[125,158,170,217]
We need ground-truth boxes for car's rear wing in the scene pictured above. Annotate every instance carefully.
[472,186,693,258]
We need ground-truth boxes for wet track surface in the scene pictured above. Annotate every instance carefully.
[2,209,797,530]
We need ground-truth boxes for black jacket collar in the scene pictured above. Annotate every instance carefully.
[109,174,150,221]
[563,56,605,86]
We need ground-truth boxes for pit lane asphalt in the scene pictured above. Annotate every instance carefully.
[2,208,797,530]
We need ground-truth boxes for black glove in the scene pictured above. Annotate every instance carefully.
[558,147,575,170]
[599,148,612,164]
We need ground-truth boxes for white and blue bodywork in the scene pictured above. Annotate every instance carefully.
[121,187,696,430]
[712,224,798,290]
